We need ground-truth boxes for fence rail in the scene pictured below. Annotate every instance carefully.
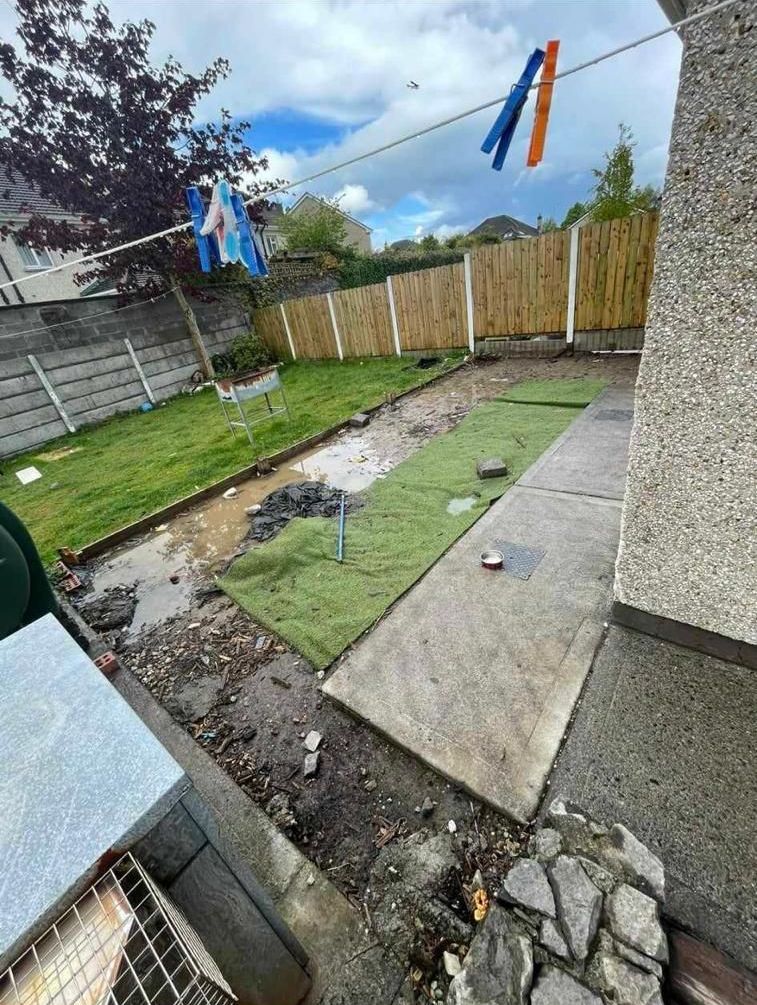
[253,211,659,360]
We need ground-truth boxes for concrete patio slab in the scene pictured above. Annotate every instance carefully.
[518,386,634,500]
[325,387,633,821]
[545,625,757,973]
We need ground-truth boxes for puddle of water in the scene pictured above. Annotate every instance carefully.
[299,434,391,493]
[447,496,477,515]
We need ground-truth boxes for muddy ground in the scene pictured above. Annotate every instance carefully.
[71,353,639,990]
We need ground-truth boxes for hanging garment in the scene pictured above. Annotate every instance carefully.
[481,48,545,171]
[186,179,268,278]
[527,40,560,167]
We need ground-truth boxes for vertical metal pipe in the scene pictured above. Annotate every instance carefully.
[336,493,346,562]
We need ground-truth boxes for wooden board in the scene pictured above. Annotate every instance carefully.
[281,294,336,359]
[253,305,291,359]
[391,262,467,350]
[332,283,394,357]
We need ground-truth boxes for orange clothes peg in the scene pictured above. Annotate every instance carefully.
[527,40,560,167]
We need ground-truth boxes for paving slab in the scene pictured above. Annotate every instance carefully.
[545,624,757,972]
[0,614,187,969]
[325,388,632,821]
[518,386,634,500]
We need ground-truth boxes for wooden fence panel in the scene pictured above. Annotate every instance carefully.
[283,294,336,359]
[253,304,291,358]
[471,230,570,337]
[332,283,394,357]
[392,262,467,351]
[575,212,658,330]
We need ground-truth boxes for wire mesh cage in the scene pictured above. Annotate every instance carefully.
[0,854,236,1005]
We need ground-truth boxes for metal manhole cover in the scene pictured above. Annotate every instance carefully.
[595,408,633,421]
[493,541,546,580]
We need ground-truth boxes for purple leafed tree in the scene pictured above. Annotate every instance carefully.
[0,0,277,375]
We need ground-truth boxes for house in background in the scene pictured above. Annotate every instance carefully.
[256,192,373,255]
[0,167,87,305]
[468,212,539,241]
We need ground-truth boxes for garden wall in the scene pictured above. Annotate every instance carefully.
[0,292,248,458]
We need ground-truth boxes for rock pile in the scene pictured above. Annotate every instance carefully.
[447,801,667,1005]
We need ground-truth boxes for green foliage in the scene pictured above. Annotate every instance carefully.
[560,202,589,228]
[468,229,502,246]
[337,247,464,288]
[590,124,660,222]
[279,199,347,253]
[224,331,276,374]
[418,234,440,251]
[539,217,560,233]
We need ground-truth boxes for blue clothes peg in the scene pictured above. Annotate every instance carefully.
[185,186,214,272]
[231,193,269,278]
[481,48,545,171]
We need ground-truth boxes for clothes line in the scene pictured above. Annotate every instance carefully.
[0,0,739,296]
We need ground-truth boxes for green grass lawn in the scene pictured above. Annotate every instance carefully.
[0,355,462,564]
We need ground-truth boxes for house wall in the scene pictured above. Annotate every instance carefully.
[0,232,85,304]
[614,0,756,645]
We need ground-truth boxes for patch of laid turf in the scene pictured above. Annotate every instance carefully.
[221,378,606,668]
[501,377,608,407]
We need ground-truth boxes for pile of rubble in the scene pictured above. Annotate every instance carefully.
[447,801,668,1005]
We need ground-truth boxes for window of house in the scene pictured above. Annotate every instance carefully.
[16,241,54,270]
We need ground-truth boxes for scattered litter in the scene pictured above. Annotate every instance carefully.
[420,796,435,818]
[448,819,458,834]
[304,750,320,778]
[223,487,238,499]
[316,669,325,680]
[139,402,153,412]
[443,951,462,978]
[481,549,505,570]
[15,466,42,485]
[306,873,316,887]
[349,412,371,428]
[303,730,322,752]
[155,523,169,532]
[255,635,269,650]
[245,504,262,516]
[415,357,440,370]
[472,887,489,922]
[94,651,119,676]
[477,457,508,479]
[364,779,378,792]
[58,547,79,565]
[188,622,201,629]
[374,817,405,848]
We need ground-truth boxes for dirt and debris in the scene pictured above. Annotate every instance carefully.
[243,481,361,543]
[76,354,639,997]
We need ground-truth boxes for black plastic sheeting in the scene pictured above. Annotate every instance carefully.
[245,481,362,543]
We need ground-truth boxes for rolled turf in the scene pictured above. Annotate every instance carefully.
[221,378,606,668]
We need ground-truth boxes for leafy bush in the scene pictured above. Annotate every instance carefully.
[337,247,464,289]
[213,331,276,376]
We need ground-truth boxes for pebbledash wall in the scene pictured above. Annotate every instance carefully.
[615,0,756,648]
[0,293,248,458]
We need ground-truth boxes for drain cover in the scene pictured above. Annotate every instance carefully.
[595,408,633,421]
[493,541,546,580]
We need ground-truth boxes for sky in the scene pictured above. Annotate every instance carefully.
[0,0,683,249]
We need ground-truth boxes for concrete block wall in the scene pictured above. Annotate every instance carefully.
[615,0,756,645]
[0,293,249,457]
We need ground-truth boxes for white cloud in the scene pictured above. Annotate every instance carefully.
[334,184,375,215]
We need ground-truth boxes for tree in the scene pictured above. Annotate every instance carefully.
[560,202,589,229]
[418,234,440,251]
[279,199,347,254]
[590,124,659,222]
[0,0,275,376]
[539,217,559,233]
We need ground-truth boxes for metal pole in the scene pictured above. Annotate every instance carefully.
[336,493,346,562]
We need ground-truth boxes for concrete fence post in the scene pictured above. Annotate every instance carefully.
[280,303,297,360]
[326,292,343,361]
[386,276,402,357]
[124,338,156,404]
[463,252,475,353]
[27,354,76,433]
[566,226,580,346]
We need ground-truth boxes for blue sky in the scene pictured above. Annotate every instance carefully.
[1,0,685,247]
